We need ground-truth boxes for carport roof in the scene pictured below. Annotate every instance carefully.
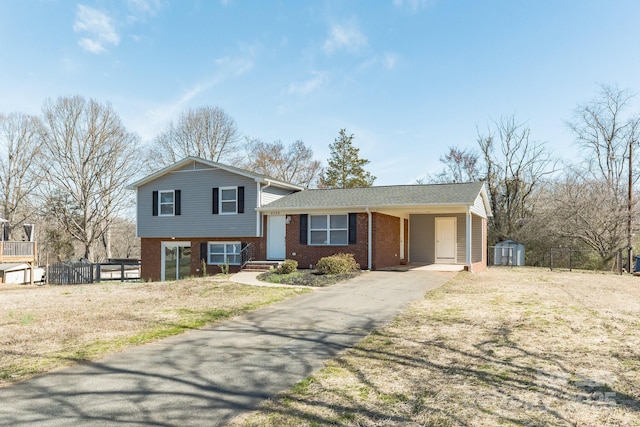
[259,181,490,214]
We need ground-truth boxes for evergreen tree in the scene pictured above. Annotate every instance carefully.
[321,129,376,188]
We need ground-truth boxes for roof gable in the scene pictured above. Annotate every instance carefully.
[127,157,303,191]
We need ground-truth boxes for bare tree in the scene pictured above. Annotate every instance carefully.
[423,146,480,183]
[567,85,639,192]
[566,84,640,268]
[146,106,240,170]
[243,138,323,187]
[0,112,43,226]
[39,96,141,261]
[478,115,556,244]
[542,170,628,259]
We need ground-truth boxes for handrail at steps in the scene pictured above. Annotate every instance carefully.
[240,242,255,268]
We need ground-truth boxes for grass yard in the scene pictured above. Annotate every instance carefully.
[232,268,640,427]
[0,277,309,386]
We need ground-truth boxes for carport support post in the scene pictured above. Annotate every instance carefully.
[366,208,372,270]
[465,211,472,268]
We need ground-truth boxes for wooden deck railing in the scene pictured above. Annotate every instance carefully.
[0,241,36,262]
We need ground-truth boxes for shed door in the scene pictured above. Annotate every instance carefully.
[267,215,286,260]
[435,217,456,263]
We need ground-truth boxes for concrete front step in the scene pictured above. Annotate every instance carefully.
[242,260,282,272]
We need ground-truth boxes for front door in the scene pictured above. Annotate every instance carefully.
[267,215,286,260]
[162,242,191,281]
[435,217,456,263]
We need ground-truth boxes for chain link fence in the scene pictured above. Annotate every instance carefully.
[489,246,624,274]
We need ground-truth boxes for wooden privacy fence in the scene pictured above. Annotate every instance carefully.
[47,261,94,285]
[46,260,141,285]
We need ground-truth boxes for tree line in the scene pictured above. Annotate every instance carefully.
[0,97,374,263]
[426,84,640,270]
[4,84,635,269]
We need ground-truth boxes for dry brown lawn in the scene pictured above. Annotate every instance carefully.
[0,277,308,386]
[232,268,640,427]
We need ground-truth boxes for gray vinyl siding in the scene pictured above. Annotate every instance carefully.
[472,214,483,263]
[137,168,258,238]
[262,186,296,206]
[471,194,487,217]
[174,162,205,172]
[409,214,434,263]
[410,214,467,264]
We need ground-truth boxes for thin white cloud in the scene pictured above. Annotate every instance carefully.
[288,72,326,96]
[323,21,367,54]
[215,56,254,77]
[73,5,120,54]
[78,38,106,54]
[137,51,256,140]
[127,0,163,15]
[145,79,220,135]
[392,0,436,13]
[382,52,397,69]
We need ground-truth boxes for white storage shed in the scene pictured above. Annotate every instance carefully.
[494,240,525,266]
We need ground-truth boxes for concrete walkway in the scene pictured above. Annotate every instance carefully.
[229,270,310,288]
[0,270,455,426]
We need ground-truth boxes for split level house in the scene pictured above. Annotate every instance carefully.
[128,157,492,281]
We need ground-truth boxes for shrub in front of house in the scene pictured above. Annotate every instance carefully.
[316,253,360,275]
[277,259,298,275]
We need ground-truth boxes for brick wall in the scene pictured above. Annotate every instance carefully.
[140,236,265,282]
[372,213,401,269]
[285,213,369,269]
[403,218,409,264]
[140,238,162,281]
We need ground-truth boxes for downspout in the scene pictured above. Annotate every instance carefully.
[366,207,372,270]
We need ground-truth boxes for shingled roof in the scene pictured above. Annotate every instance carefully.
[260,181,489,212]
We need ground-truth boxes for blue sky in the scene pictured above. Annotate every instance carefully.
[2,0,640,185]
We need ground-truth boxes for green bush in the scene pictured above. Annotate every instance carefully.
[316,253,360,275]
[278,259,298,275]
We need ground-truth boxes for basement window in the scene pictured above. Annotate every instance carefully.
[208,242,241,265]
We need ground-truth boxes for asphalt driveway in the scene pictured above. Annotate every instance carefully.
[0,270,454,426]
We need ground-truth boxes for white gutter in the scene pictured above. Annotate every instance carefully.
[366,207,372,270]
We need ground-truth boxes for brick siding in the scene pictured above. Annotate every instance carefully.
[372,213,402,269]
[283,212,406,270]
[285,213,369,269]
[140,236,265,281]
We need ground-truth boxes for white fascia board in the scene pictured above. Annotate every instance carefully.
[127,156,303,191]
[258,203,472,214]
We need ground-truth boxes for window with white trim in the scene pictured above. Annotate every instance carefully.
[208,242,241,265]
[220,187,237,214]
[309,214,348,245]
[159,190,175,216]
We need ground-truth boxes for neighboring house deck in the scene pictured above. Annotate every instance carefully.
[0,241,36,262]
[129,157,492,282]
[0,241,38,284]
